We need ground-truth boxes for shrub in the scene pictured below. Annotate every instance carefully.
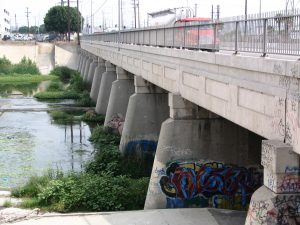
[47,81,64,91]
[89,126,121,146]
[50,66,75,83]
[76,91,95,107]
[82,111,105,123]
[0,56,12,74]
[12,57,40,75]
[69,72,87,92]
[34,90,80,99]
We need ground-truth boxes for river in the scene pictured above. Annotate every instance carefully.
[0,82,95,189]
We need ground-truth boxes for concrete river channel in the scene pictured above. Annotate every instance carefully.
[0,81,95,189]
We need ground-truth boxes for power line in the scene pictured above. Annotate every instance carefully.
[86,0,109,18]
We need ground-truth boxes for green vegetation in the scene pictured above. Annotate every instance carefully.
[34,91,80,100]
[82,111,105,123]
[0,56,40,75]
[34,66,95,107]
[3,200,12,208]
[12,126,150,212]
[0,75,57,83]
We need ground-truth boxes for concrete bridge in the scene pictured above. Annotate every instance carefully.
[75,24,300,224]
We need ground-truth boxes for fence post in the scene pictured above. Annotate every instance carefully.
[262,18,267,57]
[197,24,200,49]
[164,26,166,46]
[172,26,175,48]
[183,23,186,48]
[234,21,239,54]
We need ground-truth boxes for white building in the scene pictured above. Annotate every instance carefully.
[0,8,11,39]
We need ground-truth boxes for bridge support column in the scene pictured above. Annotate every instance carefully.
[90,58,105,102]
[145,93,262,210]
[86,56,98,84]
[79,52,87,77]
[104,67,135,134]
[83,54,93,81]
[119,76,169,161]
[95,61,117,115]
[246,140,300,225]
[77,50,83,72]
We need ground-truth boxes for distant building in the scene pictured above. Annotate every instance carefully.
[0,7,11,38]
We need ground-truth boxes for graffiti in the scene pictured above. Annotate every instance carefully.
[154,167,166,177]
[107,114,124,135]
[272,195,300,225]
[271,97,286,139]
[246,201,270,224]
[159,161,262,209]
[125,140,157,161]
[279,76,291,89]
[290,64,299,77]
[261,143,274,169]
[285,166,300,175]
[278,175,300,193]
[246,195,300,225]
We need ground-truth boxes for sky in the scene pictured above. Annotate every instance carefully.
[2,0,294,30]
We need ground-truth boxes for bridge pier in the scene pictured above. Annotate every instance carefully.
[246,140,300,225]
[119,76,169,162]
[86,56,98,84]
[79,52,87,77]
[144,93,262,210]
[83,54,93,81]
[77,50,83,72]
[90,58,105,102]
[104,67,135,134]
[95,61,117,115]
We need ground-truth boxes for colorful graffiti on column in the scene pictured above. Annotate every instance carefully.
[159,161,262,210]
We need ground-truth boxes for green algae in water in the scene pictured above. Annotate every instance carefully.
[0,127,35,189]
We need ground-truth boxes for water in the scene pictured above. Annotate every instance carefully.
[0,82,95,189]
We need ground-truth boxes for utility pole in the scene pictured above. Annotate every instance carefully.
[211,5,214,21]
[137,0,140,28]
[67,0,71,41]
[133,0,137,28]
[14,14,17,32]
[217,5,220,20]
[194,3,197,17]
[25,7,31,36]
[121,0,124,29]
[90,0,93,33]
[245,0,248,20]
[259,0,262,17]
[61,0,64,6]
[77,0,80,45]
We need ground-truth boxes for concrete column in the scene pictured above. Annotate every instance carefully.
[80,53,88,77]
[104,67,135,134]
[83,55,93,81]
[246,140,300,225]
[119,76,169,161]
[95,61,117,115]
[144,93,262,210]
[77,51,82,71]
[86,56,98,84]
[90,58,105,102]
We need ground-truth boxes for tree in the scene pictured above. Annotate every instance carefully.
[39,24,46,34]
[44,6,83,34]
[30,26,39,34]
[19,26,29,34]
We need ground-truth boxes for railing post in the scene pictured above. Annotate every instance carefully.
[234,21,239,54]
[262,18,267,57]
[172,26,175,48]
[197,24,200,49]
[213,23,217,50]
[164,26,166,46]
[156,29,158,46]
[183,23,186,48]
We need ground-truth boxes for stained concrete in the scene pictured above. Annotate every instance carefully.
[6,208,247,225]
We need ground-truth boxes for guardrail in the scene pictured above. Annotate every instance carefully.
[82,12,300,56]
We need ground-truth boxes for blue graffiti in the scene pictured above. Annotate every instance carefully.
[160,162,262,209]
[126,140,157,156]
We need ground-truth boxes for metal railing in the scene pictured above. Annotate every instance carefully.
[82,10,300,56]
